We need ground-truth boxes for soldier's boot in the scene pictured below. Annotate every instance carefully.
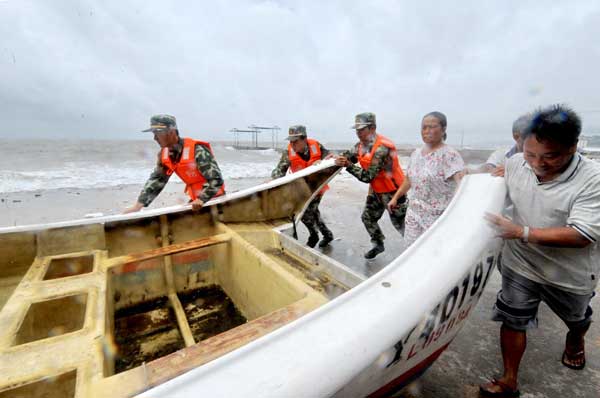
[364,241,385,259]
[307,231,320,248]
[318,227,334,248]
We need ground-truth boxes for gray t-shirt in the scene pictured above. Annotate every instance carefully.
[502,153,600,294]
[486,145,519,167]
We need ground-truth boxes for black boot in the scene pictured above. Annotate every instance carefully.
[364,242,385,259]
[307,232,319,248]
[318,229,334,248]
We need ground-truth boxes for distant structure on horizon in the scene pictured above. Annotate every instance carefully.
[229,125,281,150]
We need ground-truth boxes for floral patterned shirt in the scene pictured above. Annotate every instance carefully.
[407,144,464,220]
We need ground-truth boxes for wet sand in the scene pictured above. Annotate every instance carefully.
[1,152,598,397]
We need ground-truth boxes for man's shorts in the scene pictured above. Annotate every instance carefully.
[492,265,594,331]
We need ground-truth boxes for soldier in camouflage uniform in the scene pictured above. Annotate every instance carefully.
[335,113,408,259]
[272,125,334,248]
[124,114,225,213]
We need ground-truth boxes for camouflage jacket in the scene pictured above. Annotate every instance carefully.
[137,138,224,206]
[271,142,329,179]
[341,135,392,183]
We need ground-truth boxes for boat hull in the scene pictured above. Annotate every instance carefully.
[337,247,500,397]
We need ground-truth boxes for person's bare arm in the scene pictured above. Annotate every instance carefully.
[387,176,411,212]
[190,199,204,211]
[452,171,464,184]
[491,165,505,177]
[485,213,591,248]
[123,202,144,214]
[465,164,495,175]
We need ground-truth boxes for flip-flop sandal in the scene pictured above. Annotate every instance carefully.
[479,378,520,397]
[562,349,586,370]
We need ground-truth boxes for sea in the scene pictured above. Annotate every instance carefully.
[0,139,286,194]
[0,139,496,195]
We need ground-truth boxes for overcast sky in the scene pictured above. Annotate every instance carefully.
[1,0,599,145]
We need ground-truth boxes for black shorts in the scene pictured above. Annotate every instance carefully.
[492,266,594,331]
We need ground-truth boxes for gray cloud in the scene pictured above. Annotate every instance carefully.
[1,0,599,146]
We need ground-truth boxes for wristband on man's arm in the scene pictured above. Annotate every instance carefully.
[521,226,530,243]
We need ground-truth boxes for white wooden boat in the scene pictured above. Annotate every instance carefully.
[0,160,505,397]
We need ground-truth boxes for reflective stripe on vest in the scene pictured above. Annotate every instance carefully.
[358,134,405,193]
[161,137,225,201]
[287,138,329,194]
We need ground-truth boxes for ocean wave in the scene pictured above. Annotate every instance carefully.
[0,142,283,193]
[0,160,275,193]
[221,162,273,180]
[255,148,279,155]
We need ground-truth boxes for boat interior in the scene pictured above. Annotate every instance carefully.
[0,197,364,397]
[0,165,360,398]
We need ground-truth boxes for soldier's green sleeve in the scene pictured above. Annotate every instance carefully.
[271,150,290,178]
[339,143,359,163]
[345,144,390,183]
[137,161,171,207]
[195,145,225,203]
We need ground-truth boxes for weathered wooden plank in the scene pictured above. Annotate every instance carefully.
[106,234,230,269]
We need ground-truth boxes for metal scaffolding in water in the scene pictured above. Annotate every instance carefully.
[229,125,280,149]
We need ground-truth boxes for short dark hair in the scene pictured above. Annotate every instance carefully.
[522,104,581,148]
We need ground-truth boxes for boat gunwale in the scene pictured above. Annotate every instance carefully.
[0,160,341,235]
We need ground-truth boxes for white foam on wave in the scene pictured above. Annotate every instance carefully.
[0,163,151,193]
[255,148,279,156]
[0,142,283,194]
[221,162,273,180]
[0,160,275,193]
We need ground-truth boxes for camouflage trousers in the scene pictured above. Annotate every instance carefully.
[361,191,407,244]
[301,194,333,238]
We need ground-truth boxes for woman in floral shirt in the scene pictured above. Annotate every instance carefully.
[388,111,464,246]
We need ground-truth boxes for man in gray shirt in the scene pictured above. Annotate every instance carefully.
[481,105,600,397]
[466,114,528,175]
[485,114,528,169]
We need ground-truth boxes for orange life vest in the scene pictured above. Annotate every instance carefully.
[288,138,329,194]
[358,134,405,193]
[161,138,225,201]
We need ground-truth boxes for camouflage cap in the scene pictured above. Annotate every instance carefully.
[351,112,376,130]
[286,125,307,141]
[142,114,177,132]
